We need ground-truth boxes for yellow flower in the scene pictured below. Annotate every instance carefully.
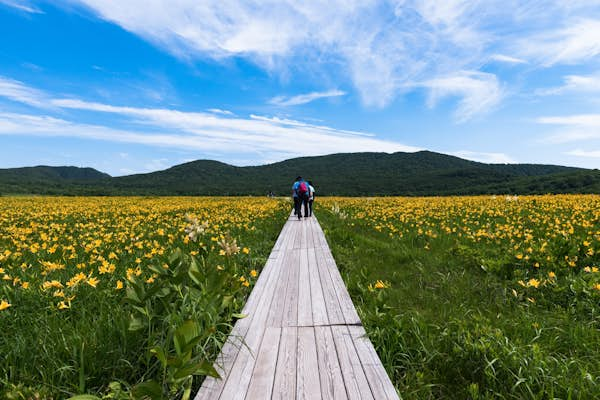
[243,281,250,287]
[593,283,600,291]
[374,280,390,289]
[548,271,556,279]
[146,276,155,284]
[527,278,540,288]
[21,282,30,289]
[115,280,124,290]
[242,247,250,254]
[239,276,246,282]
[250,269,258,278]
[516,254,523,260]
[0,300,11,311]
[58,301,70,310]
[87,277,100,288]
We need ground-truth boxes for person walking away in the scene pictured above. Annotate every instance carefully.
[292,176,303,219]
[300,179,310,218]
[308,181,315,217]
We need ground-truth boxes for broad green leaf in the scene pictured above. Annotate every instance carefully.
[132,380,163,400]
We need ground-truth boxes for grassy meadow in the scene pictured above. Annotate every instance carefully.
[1,195,599,399]
[0,197,288,399]
[317,195,600,399]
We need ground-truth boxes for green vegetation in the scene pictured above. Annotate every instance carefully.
[317,197,600,399]
[2,151,599,196]
[0,197,288,399]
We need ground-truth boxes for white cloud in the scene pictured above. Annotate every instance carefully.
[57,1,600,115]
[537,114,600,142]
[515,19,600,66]
[0,76,51,108]
[452,150,517,164]
[207,108,234,116]
[421,71,503,122]
[566,149,600,158]
[537,73,600,95]
[489,54,527,64]
[0,78,419,160]
[0,0,43,13]
[269,89,346,106]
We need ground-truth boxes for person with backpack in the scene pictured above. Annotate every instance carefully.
[292,176,310,219]
[307,180,315,217]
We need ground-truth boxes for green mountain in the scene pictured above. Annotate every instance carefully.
[1,151,599,196]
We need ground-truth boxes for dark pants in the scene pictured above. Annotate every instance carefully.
[301,194,309,217]
[308,199,314,216]
[293,196,302,218]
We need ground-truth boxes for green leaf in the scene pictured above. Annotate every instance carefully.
[174,320,200,355]
[232,313,247,319]
[125,285,143,306]
[128,316,144,331]
[168,248,183,264]
[132,380,163,400]
[68,396,102,400]
[149,346,167,368]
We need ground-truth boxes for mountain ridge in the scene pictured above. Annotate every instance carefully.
[1,151,598,196]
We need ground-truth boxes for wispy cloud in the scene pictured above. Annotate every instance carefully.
[489,54,527,64]
[452,150,517,164]
[421,71,503,122]
[0,0,43,13]
[0,76,51,108]
[566,149,600,158]
[207,108,234,116]
[0,78,419,159]
[537,114,600,142]
[514,18,600,66]
[537,73,600,96]
[269,89,346,106]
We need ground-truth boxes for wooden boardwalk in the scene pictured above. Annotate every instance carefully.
[195,214,398,400]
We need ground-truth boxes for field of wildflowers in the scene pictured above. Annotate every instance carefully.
[318,195,600,399]
[0,197,288,399]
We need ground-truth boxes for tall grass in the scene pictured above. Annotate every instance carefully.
[318,207,600,399]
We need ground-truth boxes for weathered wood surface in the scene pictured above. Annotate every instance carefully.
[195,214,398,400]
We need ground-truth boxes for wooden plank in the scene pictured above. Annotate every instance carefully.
[315,326,348,400]
[315,247,345,325]
[272,219,290,251]
[266,228,296,327]
[245,327,282,400]
[282,248,300,327]
[301,219,308,249]
[297,249,313,327]
[348,326,399,400]
[308,248,328,326]
[331,325,374,400]
[272,327,298,400]
[297,327,322,400]
[196,223,292,399]
[318,246,361,326]
[218,259,287,400]
[197,214,398,400]
[312,216,329,248]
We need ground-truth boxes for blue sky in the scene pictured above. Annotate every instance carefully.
[1,0,600,175]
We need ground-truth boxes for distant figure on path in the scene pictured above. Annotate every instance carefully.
[308,181,315,217]
[292,176,310,219]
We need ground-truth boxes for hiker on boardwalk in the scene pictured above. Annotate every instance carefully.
[292,176,310,219]
[308,181,315,217]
